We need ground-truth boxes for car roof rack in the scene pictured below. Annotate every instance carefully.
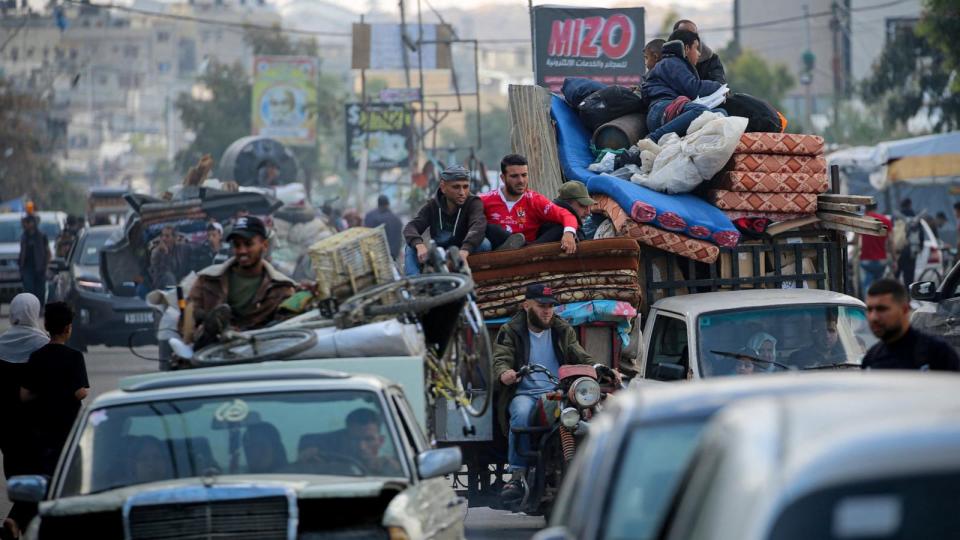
[121,368,352,393]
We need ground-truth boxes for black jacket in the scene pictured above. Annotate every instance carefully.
[364,208,404,258]
[402,189,487,252]
[696,41,727,84]
[553,199,585,240]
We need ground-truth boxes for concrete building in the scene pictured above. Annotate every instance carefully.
[849,0,922,82]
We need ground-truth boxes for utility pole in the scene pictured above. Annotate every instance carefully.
[732,0,740,51]
[801,4,814,132]
[830,0,842,127]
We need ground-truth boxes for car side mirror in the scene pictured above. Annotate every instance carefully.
[532,527,575,540]
[7,475,48,503]
[49,257,67,273]
[416,447,462,480]
[910,281,938,302]
[651,362,686,381]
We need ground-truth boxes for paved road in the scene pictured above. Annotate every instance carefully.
[0,313,544,538]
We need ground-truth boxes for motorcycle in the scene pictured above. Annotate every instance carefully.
[506,362,621,517]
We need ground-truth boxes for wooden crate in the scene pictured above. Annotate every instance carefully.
[308,227,396,301]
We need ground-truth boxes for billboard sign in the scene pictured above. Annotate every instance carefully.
[532,6,645,92]
[252,56,318,146]
[345,102,413,170]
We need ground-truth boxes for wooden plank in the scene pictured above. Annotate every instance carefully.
[816,211,886,231]
[817,194,873,205]
[766,216,821,236]
[508,84,564,197]
[817,201,866,215]
[820,221,888,236]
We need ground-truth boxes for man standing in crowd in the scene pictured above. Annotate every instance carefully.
[402,165,488,276]
[150,225,189,289]
[493,284,594,502]
[365,195,404,259]
[185,216,296,348]
[21,302,89,475]
[18,214,51,305]
[673,19,726,83]
[896,198,919,287]
[481,154,580,254]
[860,203,894,296]
[862,279,959,370]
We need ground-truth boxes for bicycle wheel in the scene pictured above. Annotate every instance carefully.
[454,299,493,417]
[192,329,319,367]
[338,274,474,320]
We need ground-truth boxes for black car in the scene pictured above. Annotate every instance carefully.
[910,259,960,355]
[50,225,157,350]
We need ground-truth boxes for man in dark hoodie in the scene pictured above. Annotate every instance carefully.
[402,165,488,276]
[674,19,726,83]
[553,181,596,241]
[641,29,727,143]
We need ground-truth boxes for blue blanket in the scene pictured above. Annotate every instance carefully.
[550,95,741,247]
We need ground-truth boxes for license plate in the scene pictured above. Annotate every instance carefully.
[124,312,154,325]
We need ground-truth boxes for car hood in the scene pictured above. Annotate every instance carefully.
[0,243,19,257]
[41,475,409,516]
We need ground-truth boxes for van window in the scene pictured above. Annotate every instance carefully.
[645,315,689,377]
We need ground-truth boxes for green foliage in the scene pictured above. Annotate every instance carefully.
[174,60,252,173]
[439,106,511,172]
[861,9,960,132]
[658,9,680,37]
[820,102,909,145]
[719,48,796,111]
[245,24,319,56]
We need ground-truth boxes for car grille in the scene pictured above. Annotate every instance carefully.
[124,486,295,540]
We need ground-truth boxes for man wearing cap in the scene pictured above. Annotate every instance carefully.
[185,216,296,348]
[481,154,580,253]
[364,195,404,259]
[492,283,594,502]
[402,165,488,276]
[553,181,596,241]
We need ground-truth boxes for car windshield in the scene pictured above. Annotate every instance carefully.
[601,421,706,540]
[698,305,877,376]
[0,220,60,243]
[59,390,405,497]
[78,231,112,266]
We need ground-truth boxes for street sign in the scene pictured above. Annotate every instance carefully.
[531,6,646,92]
[380,88,422,103]
[252,56,318,147]
[344,102,413,170]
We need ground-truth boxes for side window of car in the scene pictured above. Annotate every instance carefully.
[645,315,689,376]
[390,391,426,454]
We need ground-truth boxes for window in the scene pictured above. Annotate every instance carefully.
[75,230,111,266]
[157,31,170,42]
[645,315,689,377]
[60,390,406,497]
[123,45,139,59]
[10,47,17,61]
[600,422,707,540]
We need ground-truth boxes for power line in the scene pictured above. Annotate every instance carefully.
[61,0,351,37]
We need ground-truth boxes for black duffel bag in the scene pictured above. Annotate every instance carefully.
[578,86,647,133]
[561,77,607,110]
[723,93,784,133]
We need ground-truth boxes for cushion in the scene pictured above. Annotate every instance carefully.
[712,171,829,194]
[727,154,827,175]
[707,190,818,213]
[735,132,825,155]
[596,195,720,263]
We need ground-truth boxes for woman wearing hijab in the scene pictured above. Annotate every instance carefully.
[746,332,778,373]
[0,293,48,540]
[0,293,49,478]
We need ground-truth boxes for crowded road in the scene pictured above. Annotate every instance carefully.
[0,312,544,539]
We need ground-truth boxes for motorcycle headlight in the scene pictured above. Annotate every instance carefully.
[77,279,104,292]
[568,377,601,408]
[560,407,581,429]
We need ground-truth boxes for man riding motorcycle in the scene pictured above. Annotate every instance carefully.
[493,284,594,503]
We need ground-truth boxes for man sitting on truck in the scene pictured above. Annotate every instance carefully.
[184,216,296,349]
[493,284,594,502]
[552,181,596,241]
[481,154,580,254]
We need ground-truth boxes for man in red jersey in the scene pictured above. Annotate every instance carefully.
[480,153,580,254]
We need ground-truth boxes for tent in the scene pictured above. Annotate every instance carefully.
[828,131,960,247]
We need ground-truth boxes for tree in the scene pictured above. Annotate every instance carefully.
[0,78,83,213]
[658,8,680,37]
[719,48,796,111]
[174,61,251,174]
[819,101,909,146]
[862,13,960,132]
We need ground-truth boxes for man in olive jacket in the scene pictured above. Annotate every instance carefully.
[493,284,593,501]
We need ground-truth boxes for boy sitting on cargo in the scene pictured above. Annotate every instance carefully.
[643,38,665,74]
[402,165,489,276]
[641,29,727,143]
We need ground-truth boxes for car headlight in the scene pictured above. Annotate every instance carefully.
[568,377,601,408]
[560,406,581,429]
[77,279,104,292]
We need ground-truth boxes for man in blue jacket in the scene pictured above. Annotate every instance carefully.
[641,29,727,143]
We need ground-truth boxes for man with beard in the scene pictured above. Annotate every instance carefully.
[402,165,488,276]
[862,278,959,371]
[480,154,580,254]
[673,19,726,83]
[493,284,595,502]
[185,216,296,349]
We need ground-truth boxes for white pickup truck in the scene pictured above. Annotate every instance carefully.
[638,289,878,380]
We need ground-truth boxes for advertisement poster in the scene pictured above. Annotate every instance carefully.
[532,6,645,92]
[252,56,317,146]
[344,102,413,170]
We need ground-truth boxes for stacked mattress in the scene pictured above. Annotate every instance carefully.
[469,238,642,319]
[707,133,828,219]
